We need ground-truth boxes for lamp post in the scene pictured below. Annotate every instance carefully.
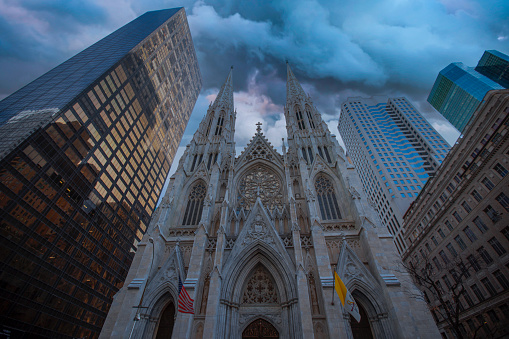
[128,237,155,339]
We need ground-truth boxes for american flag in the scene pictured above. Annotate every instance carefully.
[178,276,194,314]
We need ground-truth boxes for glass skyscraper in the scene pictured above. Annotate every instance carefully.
[428,50,508,132]
[338,97,450,253]
[0,8,201,338]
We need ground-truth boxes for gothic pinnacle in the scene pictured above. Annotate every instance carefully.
[286,63,307,103]
[212,67,234,109]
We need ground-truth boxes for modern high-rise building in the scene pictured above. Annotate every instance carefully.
[338,97,450,253]
[100,65,438,339]
[403,89,509,338]
[427,50,509,132]
[0,8,201,339]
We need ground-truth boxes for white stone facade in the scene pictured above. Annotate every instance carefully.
[100,65,439,338]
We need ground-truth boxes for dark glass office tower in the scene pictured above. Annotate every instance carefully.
[0,8,201,339]
[475,50,509,88]
[427,50,508,132]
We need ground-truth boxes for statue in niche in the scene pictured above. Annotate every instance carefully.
[308,272,320,314]
[200,276,210,314]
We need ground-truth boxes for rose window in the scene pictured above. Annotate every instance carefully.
[237,165,283,212]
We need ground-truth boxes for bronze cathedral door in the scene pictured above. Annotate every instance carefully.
[242,318,279,339]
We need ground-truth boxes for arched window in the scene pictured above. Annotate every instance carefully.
[295,105,305,130]
[214,111,225,135]
[314,175,342,220]
[306,105,315,128]
[182,182,207,225]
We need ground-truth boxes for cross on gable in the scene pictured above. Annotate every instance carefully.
[256,122,262,133]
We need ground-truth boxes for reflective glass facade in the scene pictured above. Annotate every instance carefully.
[339,97,450,254]
[0,8,201,338]
[428,51,508,132]
[475,50,509,89]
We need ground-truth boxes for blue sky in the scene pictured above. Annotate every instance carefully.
[1,0,509,177]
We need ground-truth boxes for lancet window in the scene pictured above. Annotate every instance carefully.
[214,111,225,135]
[182,181,207,225]
[315,175,342,220]
[306,106,315,128]
[295,105,306,130]
[205,117,212,137]
[190,153,203,172]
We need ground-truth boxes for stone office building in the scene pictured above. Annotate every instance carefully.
[403,90,509,338]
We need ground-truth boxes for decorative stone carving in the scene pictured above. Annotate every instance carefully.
[237,165,283,212]
[242,214,274,246]
[241,265,279,304]
[349,186,361,199]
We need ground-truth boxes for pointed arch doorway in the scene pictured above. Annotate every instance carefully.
[242,318,279,339]
[350,303,373,339]
[155,301,175,339]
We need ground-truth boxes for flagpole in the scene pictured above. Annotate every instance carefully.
[331,264,335,305]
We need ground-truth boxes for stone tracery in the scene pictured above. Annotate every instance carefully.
[237,165,284,212]
[241,265,279,305]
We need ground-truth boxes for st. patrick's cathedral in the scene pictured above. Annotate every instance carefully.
[100,65,440,338]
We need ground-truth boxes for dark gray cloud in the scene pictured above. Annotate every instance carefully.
[1,0,508,165]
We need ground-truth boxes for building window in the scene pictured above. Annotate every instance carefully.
[481,278,497,296]
[494,163,508,177]
[442,275,452,289]
[306,106,315,129]
[433,257,441,270]
[482,177,495,191]
[467,255,481,272]
[463,226,477,242]
[454,235,467,251]
[446,243,457,256]
[503,227,509,242]
[473,217,489,233]
[452,212,463,222]
[471,189,483,202]
[477,246,494,265]
[314,175,342,220]
[464,293,475,307]
[445,220,454,231]
[295,106,306,130]
[484,205,501,223]
[487,310,500,323]
[439,250,449,264]
[182,181,206,226]
[488,237,506,256]
[438,228,445,238]
[214,113,225,136]
[494,270,509,289]
[431,236,439,246]
[496,193,509,211]
[471,284,485,301]
[461,201,472,213]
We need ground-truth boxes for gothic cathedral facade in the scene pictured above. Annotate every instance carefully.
[100,66,440,338]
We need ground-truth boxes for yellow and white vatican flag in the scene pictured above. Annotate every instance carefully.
[334,271,361,322]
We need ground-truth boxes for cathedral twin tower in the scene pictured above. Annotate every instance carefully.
[100,65,440,338]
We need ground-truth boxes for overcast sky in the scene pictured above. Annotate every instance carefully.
[1,0,509,179]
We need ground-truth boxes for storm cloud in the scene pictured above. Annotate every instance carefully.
[1,0,508,173]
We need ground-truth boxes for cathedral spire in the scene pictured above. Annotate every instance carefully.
[212,66,234,110]
[286,63,307,104]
